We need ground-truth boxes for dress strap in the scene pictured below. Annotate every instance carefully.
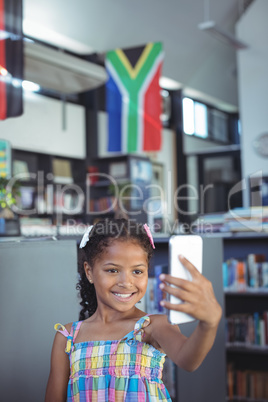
[54,321,82,355]
[113,315,151,354]
[54,323,72,354]
[134,315,150,341]
[72,321,83,343]
[54,323,69,338]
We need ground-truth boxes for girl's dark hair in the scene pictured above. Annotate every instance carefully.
[76,218,154,320]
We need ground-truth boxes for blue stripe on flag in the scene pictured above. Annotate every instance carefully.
[106,72,122,152]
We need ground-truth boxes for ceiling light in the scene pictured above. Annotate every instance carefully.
[22,80,40,92]
[0,30,10,40]
[12,79,21,88]
[0,65,8,76]
[159,76,182,91]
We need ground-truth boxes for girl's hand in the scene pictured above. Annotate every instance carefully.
[159,255,222,329]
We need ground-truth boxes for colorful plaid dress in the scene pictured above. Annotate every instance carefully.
[55,316,171,401]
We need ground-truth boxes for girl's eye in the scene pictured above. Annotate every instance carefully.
[107,269,118,273]
[133,270,143,275]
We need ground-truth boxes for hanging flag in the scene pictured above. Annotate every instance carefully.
[0,0,23,120]
[105,42,164,153]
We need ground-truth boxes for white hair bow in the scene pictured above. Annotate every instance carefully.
[79,225,93,248]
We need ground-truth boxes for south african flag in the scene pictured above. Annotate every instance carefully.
[105,42,164,153]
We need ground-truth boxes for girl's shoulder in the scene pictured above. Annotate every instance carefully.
[54,321,82,339]
[64,322,73,333]
[143,314,182,352]
[141,314,171,352]
[141,314,165,335]
[146,314,181,335]
[55,322,73,334]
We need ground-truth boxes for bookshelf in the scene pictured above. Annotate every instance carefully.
[10,152,155,235]
[12,149,87,231]
[222,233,268,401]
[87,155,152,224]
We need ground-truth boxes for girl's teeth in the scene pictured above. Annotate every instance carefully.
[114,293,132,298]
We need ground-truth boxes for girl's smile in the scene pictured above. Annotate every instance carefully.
[112,292,137,302]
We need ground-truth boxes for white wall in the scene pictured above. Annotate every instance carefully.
[184,134,223,154]
[0,92,86,159]
[184,44,238,109]
[236,0,268,206]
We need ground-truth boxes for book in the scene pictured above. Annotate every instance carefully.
[52,158,73,184]
[236,260,247,291]
[227,363,234,399]
[264,311,268,345]
[226,366,268,400]
[222,262,229,288]
[226,311,268,346]
[226,258,238,289]
[259,319,266,347]
[154,265,168,313]
[145,277,156,314]
[248,254,258,288]
[224,253,268,291]
[144,264,168,315]
[262,262,268,287]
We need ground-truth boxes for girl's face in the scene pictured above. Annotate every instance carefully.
[84,240,148,314]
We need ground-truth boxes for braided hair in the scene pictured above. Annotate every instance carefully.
[76,218,154,320]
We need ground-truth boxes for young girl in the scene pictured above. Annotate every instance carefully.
[45,218,222,402]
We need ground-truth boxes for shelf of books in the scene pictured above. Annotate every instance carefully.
[226,363,268,401]
[192,208,268,235]
[10,149,87,236]
[222,234,268,402]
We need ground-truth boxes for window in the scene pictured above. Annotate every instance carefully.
[209,109,228,142]
[183,97,208,138]
[182,96,239,145]
[182,97,194,135]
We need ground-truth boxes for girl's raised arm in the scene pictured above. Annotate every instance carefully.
[45,330,70,402]
[150,256,222,372]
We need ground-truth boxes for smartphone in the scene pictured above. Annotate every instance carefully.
[168,235,203,324]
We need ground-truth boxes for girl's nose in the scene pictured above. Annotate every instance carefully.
[118,272,133,288]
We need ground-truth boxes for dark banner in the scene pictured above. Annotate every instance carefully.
[0,0,23,120]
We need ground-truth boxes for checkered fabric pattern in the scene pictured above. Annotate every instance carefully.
[55,316,171,401]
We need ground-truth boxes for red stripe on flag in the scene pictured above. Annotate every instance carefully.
[143,63,162,151]
[0,0,7,120]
